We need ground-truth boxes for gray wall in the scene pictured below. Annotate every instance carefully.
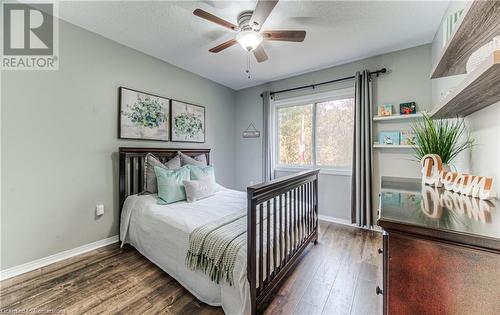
[234,44,432,220]
[467,102,500,196]
[1,20,236,269]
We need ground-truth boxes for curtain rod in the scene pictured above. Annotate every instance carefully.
[260,68,387,98]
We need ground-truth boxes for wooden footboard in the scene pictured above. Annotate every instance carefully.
[247,170,320,314]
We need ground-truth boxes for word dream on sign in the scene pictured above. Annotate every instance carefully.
[421,154,496,200]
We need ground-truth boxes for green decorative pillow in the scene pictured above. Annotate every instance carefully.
[186,165,215,181]
[154,166,190,204]
[144,153,181,194]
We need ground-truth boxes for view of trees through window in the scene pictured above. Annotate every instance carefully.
[277,97,354,169]
[278,104,313,165]
[316,98,354,167]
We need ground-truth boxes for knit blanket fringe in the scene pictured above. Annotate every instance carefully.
[186,211,247,286]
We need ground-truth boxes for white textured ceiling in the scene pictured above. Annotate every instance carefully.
[58,1,449,90]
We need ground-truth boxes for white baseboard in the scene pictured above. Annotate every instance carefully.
[318,215,353,226]
[319,215,382,233]
[0,235,119,281]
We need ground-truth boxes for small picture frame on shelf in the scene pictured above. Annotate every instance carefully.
[400,131,417,145]
[378,104,393,117]
[379,131,400,145]
[399,102,417,115]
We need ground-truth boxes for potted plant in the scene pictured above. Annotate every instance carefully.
[411,114,474,170]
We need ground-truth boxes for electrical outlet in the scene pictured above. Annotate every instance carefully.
[96,204,104,216]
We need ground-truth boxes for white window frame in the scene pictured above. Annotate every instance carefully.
[273,88,355,176]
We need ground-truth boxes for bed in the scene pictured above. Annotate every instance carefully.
[119,147,319,314]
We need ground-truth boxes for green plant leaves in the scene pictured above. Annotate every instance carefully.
[410,114,474,164]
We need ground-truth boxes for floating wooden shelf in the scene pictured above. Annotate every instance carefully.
[373,144,416,149]
[373,112,425,122]
[431,1,500,79]
[431,50,500,119]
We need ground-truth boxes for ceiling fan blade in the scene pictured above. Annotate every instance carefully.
[209,39,237,53]
[250,0,279,30]
[193,8,238,31]
[262,30,306,42]
[253,45,268,63]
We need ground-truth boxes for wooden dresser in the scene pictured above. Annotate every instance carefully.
[377,177,500,315]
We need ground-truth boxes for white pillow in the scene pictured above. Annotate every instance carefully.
[183,177,218,202]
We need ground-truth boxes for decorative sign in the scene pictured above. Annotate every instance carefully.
[421,154,496,200]
[243,123,260,138]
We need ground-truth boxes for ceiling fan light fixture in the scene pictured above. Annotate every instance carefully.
[236,30,263,52]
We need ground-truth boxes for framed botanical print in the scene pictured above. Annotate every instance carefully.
[119,87,170,141]
[171,100,205,143]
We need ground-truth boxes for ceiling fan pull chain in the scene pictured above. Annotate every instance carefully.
[246,53,252,79]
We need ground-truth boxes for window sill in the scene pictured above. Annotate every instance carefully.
[274,167,352,177]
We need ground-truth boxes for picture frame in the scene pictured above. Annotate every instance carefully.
[119,87,170,141]
[170,100,206,143]
[399,102,417,115]
[379,131,400,145]
[400,131,417,145]
[377,104,393,117]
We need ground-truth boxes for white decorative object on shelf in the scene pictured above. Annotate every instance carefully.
[440,88,455,102]
[373,112,425,121]
[466,36,500,74]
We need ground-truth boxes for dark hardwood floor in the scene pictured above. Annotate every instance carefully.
[0,222,381,315]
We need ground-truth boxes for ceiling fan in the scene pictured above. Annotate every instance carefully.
[193,0,306,63]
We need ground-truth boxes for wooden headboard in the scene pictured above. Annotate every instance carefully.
[118,147,210,208]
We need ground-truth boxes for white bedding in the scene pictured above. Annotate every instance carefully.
[120,187,251,315]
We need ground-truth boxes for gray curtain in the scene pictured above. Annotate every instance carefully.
[351,70,373,228]
[262,91,274,182]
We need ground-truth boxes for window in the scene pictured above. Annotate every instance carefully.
[275,89,354,173]
[316,98,354,168]
[277,104,313,166]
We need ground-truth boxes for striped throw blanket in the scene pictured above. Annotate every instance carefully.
[186,210,247,286]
